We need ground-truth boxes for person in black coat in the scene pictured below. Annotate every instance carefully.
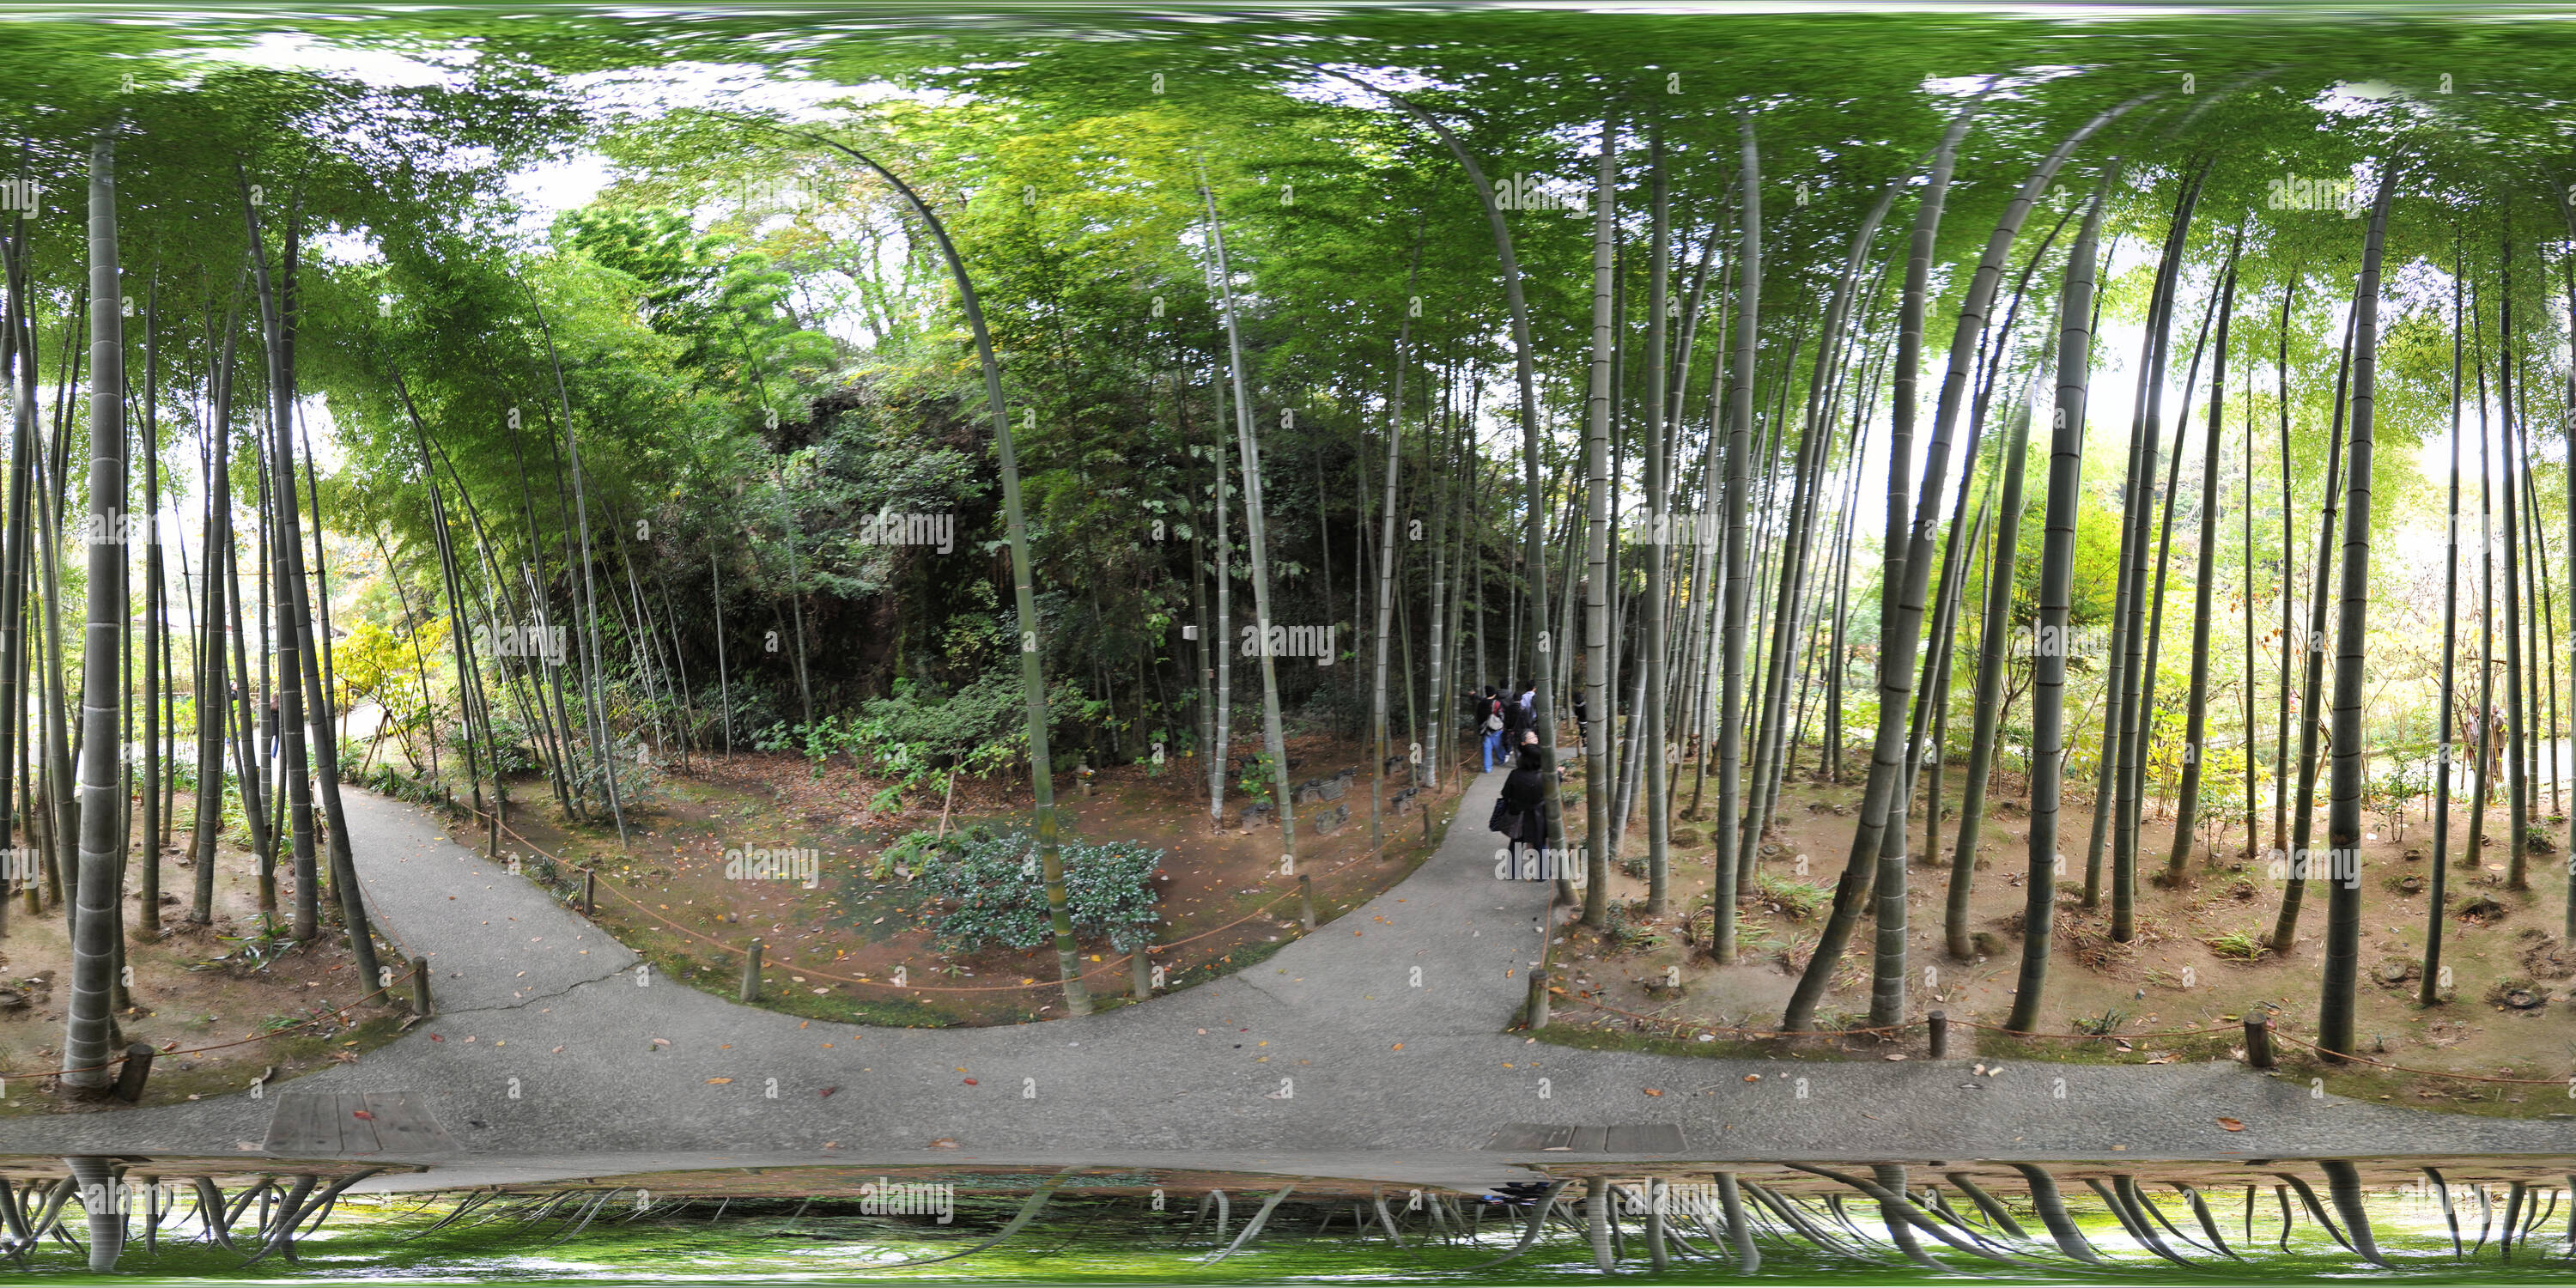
[1492,746,1550,876]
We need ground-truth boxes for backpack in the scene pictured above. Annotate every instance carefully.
[1484,698,1504,732]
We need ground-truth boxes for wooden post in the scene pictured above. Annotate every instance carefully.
[1929,1010,1949,1059]
[1131,945,1151,999]
[2245,1016,2275,1069]
[1526,966,1551,1030]
[112,1042,155,1104]
[409,956,432,1018]
[1298,874,1315,930]
[582,867,596,915]
[741,939,763,1003]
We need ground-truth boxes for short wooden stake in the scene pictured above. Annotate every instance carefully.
[2245,1016,2275,1069]
[409,956,433,1018]
[1298,874,1315,930]
[583,867,596,915]
[1131,945,1151,998]
[1928,1010,1949,1060]
[112,1042,155,1104]
[1526,966,1551,1030]
[741,939,763,1003]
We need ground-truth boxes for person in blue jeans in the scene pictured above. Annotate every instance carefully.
[1479,685,1505,772]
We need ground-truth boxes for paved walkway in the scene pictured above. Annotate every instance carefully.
[8,772,2576,1189]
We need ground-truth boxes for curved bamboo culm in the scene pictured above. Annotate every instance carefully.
[63,1158,118,1273]
[1786,1163,2034,1268]
[234,1175,320,1268]
[2172,1182,2241,1259]
[2091,1175,2190,1266]
[1716,1172,1760,1272]
[2273,1171,2355,1255]
[1451,1179,1567,1273]
[1781,87,1990,1030]
[1370,1188,1406,1250]
[1205,1184,1297,1263]
[727,114,1091,1015]
[2422,1166,2463,1256]
[2319,1160,2389,1267]
[862,1166,1078,1269]
[2009,1163,2102,1264]
[1583,1176,1613,1270]
[2007,168,2115,1034]
[1943,1170,2031,1242]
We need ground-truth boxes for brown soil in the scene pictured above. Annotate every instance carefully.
[1548,762,2576,1117]
[0,798,410,1115]
[455,732,1463,1025]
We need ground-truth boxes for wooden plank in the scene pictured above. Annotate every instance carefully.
[1605,1123,1686,1153]
[360,1092,459,1156]
[1571,1126,1610,1153]
[260,1091,343,1157]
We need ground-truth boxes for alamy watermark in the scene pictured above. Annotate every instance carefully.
[1242,623,1336,666]
[2263,847,2360,890]
[859,1178,954,1223]
[725,846,820,888]
[2022,622,2110,659]
[1625,512,1721,549]
[0,177,38,219]
[1493,845,1589,883]
[1492,173,1591,218]
[2266,173,2364,219]
[856,510,956,555]
[475,619,568,663]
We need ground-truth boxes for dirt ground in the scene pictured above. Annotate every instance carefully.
[0,798,410,1115]
[1546,755,2576,1118]
[459,733,1467,1025]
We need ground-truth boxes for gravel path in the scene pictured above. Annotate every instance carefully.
[7,772,2573,1189]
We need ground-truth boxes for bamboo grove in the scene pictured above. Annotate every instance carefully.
[14,14,2576,1091]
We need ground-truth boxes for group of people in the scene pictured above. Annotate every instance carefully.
[1471,682,1556,861]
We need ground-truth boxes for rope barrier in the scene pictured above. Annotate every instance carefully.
[1556,991,2576,1090]
[2266,1027,2576,1087]
[0,981,402,1082]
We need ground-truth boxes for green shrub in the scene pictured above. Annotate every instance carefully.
[912,824,1163,951]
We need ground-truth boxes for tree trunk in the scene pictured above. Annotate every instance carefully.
[1198,169,1302,912]
[2166,242,2242,881]
[1641,129,1672,914]
[2270,307,2356,951]
[2426,229,2464,1006]
[2006,170,2111,1035]
[1781,94,1988,1030]
[1580,118,1619,927]
[2318,161,2397,1060]
[1370,223,1424,850]
[1950,398,2032,959]
[61,132,124,1095]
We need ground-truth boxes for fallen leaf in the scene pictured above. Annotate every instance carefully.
[1743,1074,1761,1082]
[819,1086,838,1097]
[2217,1117,2245,1131]
[428,1034,444,1042]
[707,1078,733,1084]
[1643,1088,1665,1097]
[351,1109,375,1121]
[963,1078,978,1085]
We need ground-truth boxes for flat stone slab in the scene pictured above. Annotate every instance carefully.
[263,1091,459,1158]
[1482,1122,1686,1153]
